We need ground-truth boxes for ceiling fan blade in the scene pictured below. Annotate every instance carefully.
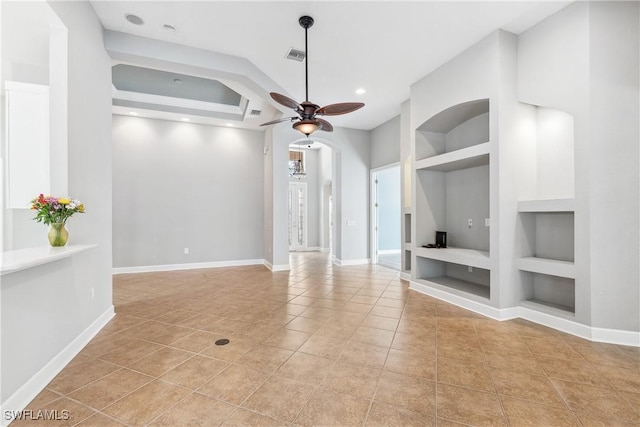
[259,117,296,126]
[316,118,334,132]
[270,92,301,110]
[316,102,364,116]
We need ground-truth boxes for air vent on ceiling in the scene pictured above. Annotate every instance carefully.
[249,109,262,116]
[286,48,305,62]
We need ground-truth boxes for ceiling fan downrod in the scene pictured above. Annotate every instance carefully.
[299,16,314,103]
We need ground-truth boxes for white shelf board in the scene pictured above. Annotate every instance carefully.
[403,243,412,251]
[403,207,411,215]
[517,257,575,279]
[415,142,490,172]
[518,198,575,212]
[413,276,490,301]
[414,246,490,269]
[1,244,97,276]
[520,299,575,318]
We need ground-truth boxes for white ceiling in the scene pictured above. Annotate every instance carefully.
[91,1,571,131]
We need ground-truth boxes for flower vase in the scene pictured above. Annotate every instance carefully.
[48,223,69,247]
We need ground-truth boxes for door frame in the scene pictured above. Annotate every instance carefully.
[289,181,308,252]
[370,162,401,265]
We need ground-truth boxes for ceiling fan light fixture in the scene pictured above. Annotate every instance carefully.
[260,15,364,136]
[293,119,319,136]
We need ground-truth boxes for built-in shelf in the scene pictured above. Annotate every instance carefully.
[413,276,490,301]
[403,243,412,251]
[518,198,575,212]
[414,246,490,269]
[520,299,575,317]
[517,257,575,279]
[404,212,412,245]
[0,244,97,276]
[415,142,490,172]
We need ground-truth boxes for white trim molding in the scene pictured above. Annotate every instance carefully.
[400,272,411,281]
[112,259,265,274]
[0,306,115,427]
[333,258,371,266]
[410,281,519,321]
[378,249,402,255]
[264,261,290,272]
[409,280,640,347]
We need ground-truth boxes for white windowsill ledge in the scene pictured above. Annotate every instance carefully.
[0,244,98,276]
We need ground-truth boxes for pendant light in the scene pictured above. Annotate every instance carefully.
[292,140,306,179]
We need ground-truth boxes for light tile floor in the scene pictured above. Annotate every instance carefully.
[376,253,401,271]
[15,252,640,426]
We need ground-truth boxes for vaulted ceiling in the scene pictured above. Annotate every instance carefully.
[91,1,571,131]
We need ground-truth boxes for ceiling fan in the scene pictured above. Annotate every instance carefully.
[260,16,364,136]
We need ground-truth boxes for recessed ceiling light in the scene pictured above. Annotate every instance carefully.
[181,118,190,122]
[163,24,176,32]
[125,13,144,26]
[355,88,366,95]
[226,123,234,127]
[129,112,138,116]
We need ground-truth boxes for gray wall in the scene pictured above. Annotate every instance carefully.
[317,144,333,250]
[371,115,400,169]
[519,1,640,331]
[265,125,371,266]
[112,115,264,267]
[1,0,113,406]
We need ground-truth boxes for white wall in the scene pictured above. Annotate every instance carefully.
[112,115,264,268]
[1,0,113,413]
[1,1,67,250]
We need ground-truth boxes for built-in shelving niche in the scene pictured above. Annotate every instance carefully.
[414,99,490,253]
[518,202,575,315]
[404,250,412,272]
[413,98,491,300]
[404,212,412,244]
[520,272,575,317]
[415,256,490,302]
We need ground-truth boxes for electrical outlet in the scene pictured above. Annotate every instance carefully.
[468,219,472,228]
[347,220,355,226]
[184,248,189,255]
[468,266,473,273]
[485,218,490,227]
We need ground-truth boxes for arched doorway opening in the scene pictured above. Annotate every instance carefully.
[286,138,336,256]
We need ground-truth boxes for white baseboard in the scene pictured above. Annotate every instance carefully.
[333,258,371,266]
[378,249,402,255]
[409,280,639,347]
[517,305,591,340]
[0,306,115,426]
[264,261,290,272]
[400,272,411,281]
[409,281,518,321]
[112,259,265,274]
[591,326,640,347]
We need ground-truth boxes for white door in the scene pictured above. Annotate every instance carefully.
[289,182,308,251]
